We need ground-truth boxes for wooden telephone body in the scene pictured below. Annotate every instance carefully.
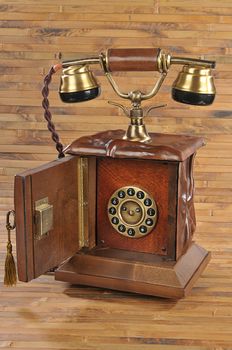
[14,129,211,299]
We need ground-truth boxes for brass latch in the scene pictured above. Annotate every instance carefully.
[34,197,53,239]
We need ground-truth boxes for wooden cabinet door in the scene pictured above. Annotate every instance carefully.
[14,156,79,282]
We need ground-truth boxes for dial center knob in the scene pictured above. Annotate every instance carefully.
[120,200,144,226]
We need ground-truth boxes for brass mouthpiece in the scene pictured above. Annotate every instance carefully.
[59,65,100,103]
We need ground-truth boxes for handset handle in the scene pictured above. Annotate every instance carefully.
[106,48,161,72]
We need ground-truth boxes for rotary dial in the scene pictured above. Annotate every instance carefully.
[107,186,158,238]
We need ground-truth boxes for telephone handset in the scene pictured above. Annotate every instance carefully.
[13,48,216,299]
[57,48,216,143]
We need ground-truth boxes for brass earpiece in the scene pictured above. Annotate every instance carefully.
[59,65,100,103]
[172,65,216,106]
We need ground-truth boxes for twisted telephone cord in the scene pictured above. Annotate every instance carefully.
[41,64,65,158]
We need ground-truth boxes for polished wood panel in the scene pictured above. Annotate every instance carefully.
[176,154,196,258]
[14,174,34,281]
[15,156,80,281]
[55,243,210,299]
[96,157,177,258]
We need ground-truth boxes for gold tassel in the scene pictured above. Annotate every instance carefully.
[4,210,17,286]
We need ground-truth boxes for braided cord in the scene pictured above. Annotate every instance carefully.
[42,65,65,158]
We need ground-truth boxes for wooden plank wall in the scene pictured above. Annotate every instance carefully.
[0,2,231,238]
[0,2,232,349]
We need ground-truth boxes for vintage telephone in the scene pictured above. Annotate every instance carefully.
[10,48,216,299]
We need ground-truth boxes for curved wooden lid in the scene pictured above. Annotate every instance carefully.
[65,130,205,162]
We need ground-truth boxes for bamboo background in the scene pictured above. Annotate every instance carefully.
[0,1,232,348]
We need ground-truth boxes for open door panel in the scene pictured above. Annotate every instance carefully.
[14,155,79,282]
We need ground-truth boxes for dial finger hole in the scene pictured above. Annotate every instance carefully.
[127,228,135,237]
[147,208,156,216]
[127,188,135,196]
[118,224,126,232]
[136,191,145,199]
[118,190,126,198]
[111,217,119,225]
[145,218,153,226]
[109,207,116,215]
[111,197,119,205]
[144,198,152,206]
[139,225,147,234]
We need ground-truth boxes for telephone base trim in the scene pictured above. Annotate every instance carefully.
[55,243,210,299]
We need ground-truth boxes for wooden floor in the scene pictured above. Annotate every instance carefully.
[0,209,232,349]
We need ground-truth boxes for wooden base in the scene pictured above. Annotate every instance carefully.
[55,243,211,299]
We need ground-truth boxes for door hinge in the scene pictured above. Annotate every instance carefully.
[78,157,89,248]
